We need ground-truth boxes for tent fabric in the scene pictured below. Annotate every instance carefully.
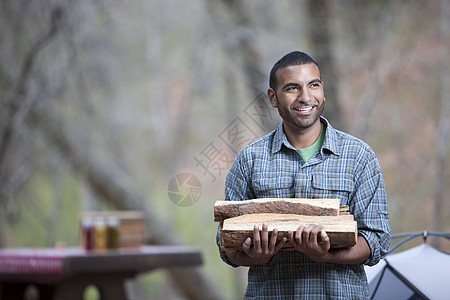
[365,243,450,300]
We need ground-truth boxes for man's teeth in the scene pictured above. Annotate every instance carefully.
[296,107,313,111]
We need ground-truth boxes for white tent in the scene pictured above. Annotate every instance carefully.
[365,232,450,300]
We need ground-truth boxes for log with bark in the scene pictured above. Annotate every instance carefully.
[219,213,357,251]
[214,198,341,222]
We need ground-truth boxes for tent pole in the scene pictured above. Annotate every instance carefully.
[384,263,430,300]
[370,264,387,299]
[389,231,450,254]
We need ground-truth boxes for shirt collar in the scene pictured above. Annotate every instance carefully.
[272,123,292,154]
[320,117,340,156]
[272,117,340,156]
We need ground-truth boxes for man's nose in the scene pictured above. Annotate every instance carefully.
[297,88,313,103]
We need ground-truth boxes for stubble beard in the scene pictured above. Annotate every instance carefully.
[276,98,325,130]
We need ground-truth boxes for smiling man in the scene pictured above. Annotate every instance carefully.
[217,51,391,299]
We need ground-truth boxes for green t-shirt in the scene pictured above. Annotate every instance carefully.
[297,124,325,162]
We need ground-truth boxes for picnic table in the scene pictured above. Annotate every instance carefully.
[0,245,202,299]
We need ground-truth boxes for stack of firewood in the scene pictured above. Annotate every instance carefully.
[214,198,357,251]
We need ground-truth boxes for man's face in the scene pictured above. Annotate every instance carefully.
[268,63,325,131]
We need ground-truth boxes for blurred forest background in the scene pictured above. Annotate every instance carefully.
[1,0,449,299]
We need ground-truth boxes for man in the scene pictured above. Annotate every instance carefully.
[217,51,390,299]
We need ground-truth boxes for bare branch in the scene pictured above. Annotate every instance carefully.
[0,6,64,173]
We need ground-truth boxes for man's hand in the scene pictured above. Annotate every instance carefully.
[242,222,287,265]
[225,222,286,266]
[287,224,331,263]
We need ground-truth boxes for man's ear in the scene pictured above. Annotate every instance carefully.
[268,88,278,108]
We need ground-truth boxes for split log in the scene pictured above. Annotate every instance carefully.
[214,198,341,222]
[339,205,350,215]
[220,213,357,251]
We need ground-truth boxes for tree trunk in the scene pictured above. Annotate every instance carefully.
[307,0,342,130]
[349,2,395,138]
[208,0,280,132]
[431,0,450,247]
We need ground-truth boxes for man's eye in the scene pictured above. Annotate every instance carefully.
[310,82,322,88]
[286,86,298,91]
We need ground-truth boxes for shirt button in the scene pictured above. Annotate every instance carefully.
[298,265,302,271]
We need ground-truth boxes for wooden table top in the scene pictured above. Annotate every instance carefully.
[0,245,202,281]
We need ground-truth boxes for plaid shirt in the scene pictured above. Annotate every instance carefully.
[217,117,391,299]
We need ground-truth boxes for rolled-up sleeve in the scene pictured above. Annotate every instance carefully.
[352,153,391,266]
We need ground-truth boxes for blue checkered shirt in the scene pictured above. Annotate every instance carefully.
[217,117,390,299]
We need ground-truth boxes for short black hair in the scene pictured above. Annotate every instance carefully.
[269,51,320,90]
